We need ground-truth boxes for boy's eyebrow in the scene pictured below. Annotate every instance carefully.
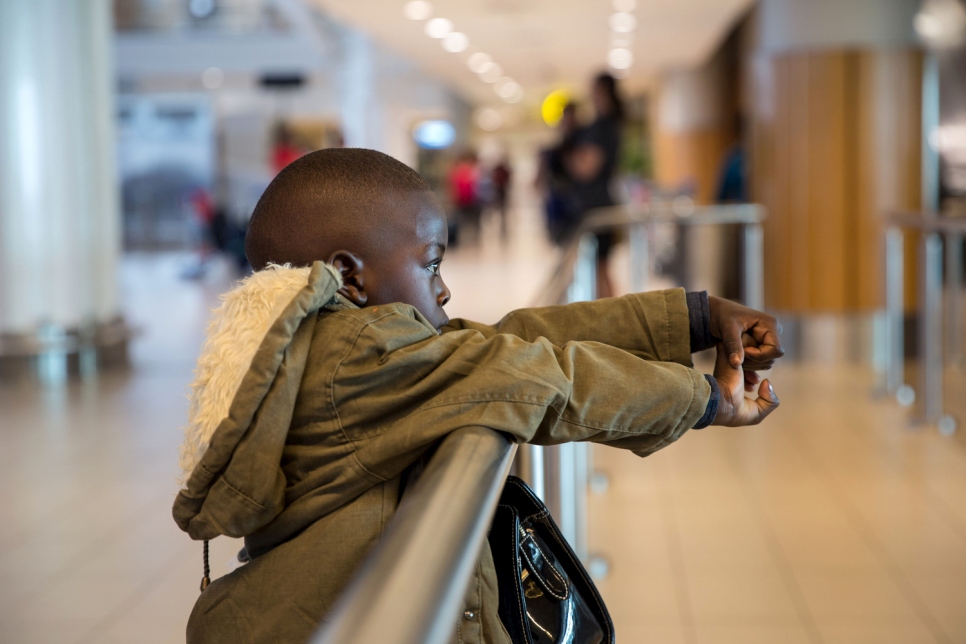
[426,242,446,255]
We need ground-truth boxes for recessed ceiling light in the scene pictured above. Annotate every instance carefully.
[475,107,503,131]
[403,0,433,20]
[496,80,521,100]
[479,62,503,82]
[610,12,637,33]
[608,47,633,69]
[425,17,453,38]
[504,86,524,103]
[915,0,966,47]
[467,52,492,73]
[613,0,636,12]
[442,32,469,52]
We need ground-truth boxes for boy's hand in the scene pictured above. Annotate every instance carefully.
[708,296,784,371]
[711,342,780,426]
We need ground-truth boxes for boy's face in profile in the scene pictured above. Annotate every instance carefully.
[363,191,451,331]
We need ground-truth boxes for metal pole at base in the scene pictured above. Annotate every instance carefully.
[568,234,598,303]
[742,222,764,311]
[516,443,546,501]
[629,222,649,293]
[919,233,944,426]
[946,233,963,368]
[884,227,908,401]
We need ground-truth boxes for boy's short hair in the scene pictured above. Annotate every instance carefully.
[245,148,433,270]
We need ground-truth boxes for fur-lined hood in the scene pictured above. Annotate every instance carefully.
[174,261,347,540]
[178,261,342,486]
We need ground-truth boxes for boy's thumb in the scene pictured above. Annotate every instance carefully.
[754,379,780,420]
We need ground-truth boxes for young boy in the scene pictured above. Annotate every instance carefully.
[173,148,782,644]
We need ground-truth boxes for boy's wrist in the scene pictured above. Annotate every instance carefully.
[686,291,714,353]
[692,374,719,429]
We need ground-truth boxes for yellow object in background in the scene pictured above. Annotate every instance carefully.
[541,89,571,127]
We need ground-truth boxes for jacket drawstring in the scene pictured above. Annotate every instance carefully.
[201,540,210,591]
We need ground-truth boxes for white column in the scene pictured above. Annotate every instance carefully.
[340,30,378,150]
[0,1,121,337]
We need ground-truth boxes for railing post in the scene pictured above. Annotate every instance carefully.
[885,227,910,402]
[546,234,599,561]
[629,221,649,293]
[919,233,950,431]
[515,443,545,501]
[568,234,598,303]
[742,221,764,311]
[572,441,589,561]
[946,233,963,368]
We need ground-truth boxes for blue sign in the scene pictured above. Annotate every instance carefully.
[414,120,456,149]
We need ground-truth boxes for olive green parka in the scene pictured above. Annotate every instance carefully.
[173,261,711,643]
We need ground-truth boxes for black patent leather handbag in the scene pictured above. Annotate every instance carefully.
[488,476,615,644]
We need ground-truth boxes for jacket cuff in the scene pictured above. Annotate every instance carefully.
[686,291,714,353]
[693,374,719,429]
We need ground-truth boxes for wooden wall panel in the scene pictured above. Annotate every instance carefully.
[852,51,879,310]
[653,129,732,205]
[806,52,850,310]
[751,48,922,313]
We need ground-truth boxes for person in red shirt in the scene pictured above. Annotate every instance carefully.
[447,151,482,245]
[270,123,304,176]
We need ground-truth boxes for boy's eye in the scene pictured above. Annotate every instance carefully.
[427,260,442,276]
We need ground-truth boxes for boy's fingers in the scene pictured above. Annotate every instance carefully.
[721,321,745,367]
[750,322,785,359]
[745,344,783,362]
[714,340,741,381]
[752,379,780,423]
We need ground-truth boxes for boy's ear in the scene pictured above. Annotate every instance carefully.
[328,251,368,307]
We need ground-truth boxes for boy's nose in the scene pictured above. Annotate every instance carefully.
[438,281,451,307]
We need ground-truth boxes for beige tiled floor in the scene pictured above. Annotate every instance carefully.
[2,202,965,643]
[591,362,966,644]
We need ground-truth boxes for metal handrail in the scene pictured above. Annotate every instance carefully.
[533,202,767,308]
[890,210,966,233]
[883,211,964,434]
[585,202,766,228]
[311,426,517,644]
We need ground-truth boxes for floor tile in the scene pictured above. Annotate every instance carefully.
[816,618,940,644]
[693,619,814,644]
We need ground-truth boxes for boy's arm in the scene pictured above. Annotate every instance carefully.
[444,291,786,377]
[443,288,694,366]
[338,313,715,481]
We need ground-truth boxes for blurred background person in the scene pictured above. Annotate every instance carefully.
[180,186,218,279]
[490,155,512,239]
[447,150,482,246]
[567,73,624,298]
[270,122,306,176]
[536,101,581,245]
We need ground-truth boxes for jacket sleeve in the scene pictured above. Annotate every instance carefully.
[334,309,710,482]
[442,288,693,366]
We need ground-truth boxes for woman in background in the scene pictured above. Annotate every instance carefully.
[568,72,624,298]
